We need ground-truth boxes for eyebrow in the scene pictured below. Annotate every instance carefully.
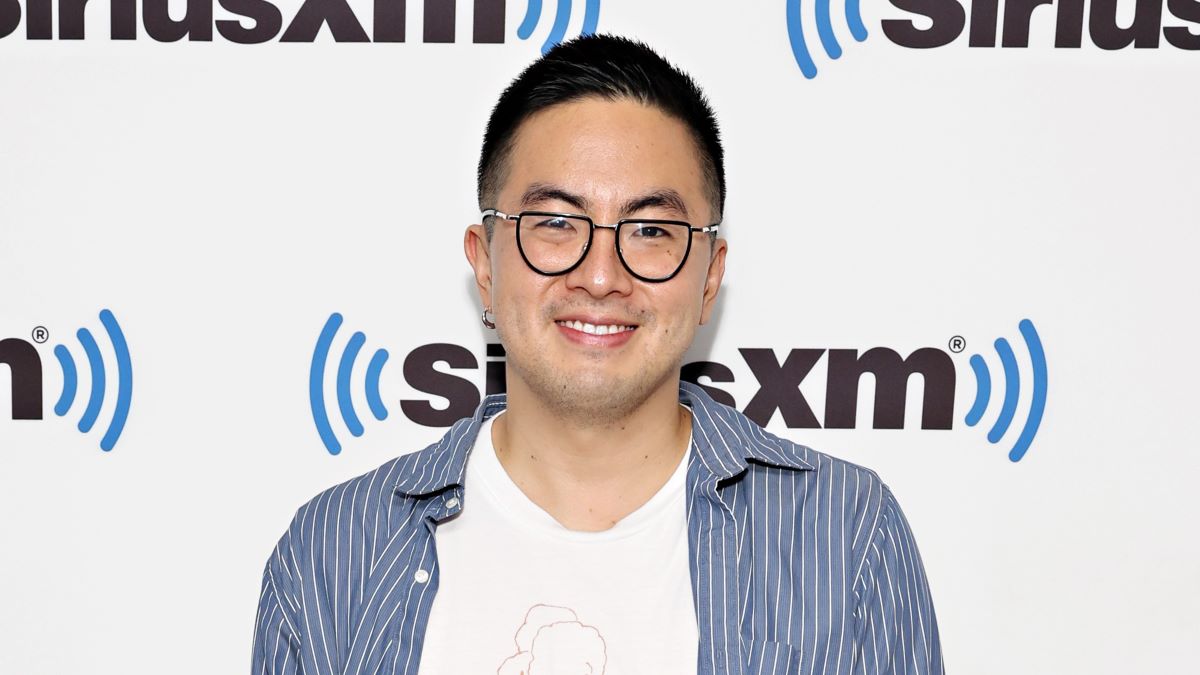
[519,183,691,220]
[620,189,690,220]
[519,183,591,212]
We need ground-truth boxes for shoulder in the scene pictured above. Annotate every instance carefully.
[695,391,903,562]
[744,422,923,579]
[265,401,493,581]
[745,420,895,520]
[285,411,482,538]
[291,454,412,533]
[263,438,453,584]
[685,381,891,506]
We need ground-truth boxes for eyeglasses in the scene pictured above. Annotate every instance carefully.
[481,209,720,283]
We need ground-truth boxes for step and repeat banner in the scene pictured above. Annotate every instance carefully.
[1,0,1197,673]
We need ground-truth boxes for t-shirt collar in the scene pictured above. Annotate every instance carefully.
[393,381,814,498]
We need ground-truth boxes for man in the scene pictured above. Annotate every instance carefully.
[253,35,942,675]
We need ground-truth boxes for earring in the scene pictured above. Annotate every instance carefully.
[481,307,496,329]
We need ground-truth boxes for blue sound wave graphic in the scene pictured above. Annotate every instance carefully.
[786,0,869,79]
[310,312,391,455]
[517,0,601,54]
[52,309,133,451]
[965,319,1048,462]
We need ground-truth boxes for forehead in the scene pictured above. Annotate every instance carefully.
[501,97,709,218]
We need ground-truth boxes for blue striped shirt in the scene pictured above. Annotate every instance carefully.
[253,382,943,675]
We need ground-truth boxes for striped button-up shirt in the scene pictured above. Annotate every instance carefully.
[253,382,943,675]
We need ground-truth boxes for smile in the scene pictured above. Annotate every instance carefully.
[554,320,637,336]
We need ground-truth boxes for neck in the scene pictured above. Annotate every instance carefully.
[491,372,692,531]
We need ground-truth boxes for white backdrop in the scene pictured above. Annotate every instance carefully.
[2,1,1198,673]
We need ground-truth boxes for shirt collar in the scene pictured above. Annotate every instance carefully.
[393,380,814,498]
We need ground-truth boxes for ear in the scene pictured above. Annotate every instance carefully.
[699,238,727,325]
[464,223,493,310]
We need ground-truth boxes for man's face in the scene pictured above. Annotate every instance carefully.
[466,97,727,423]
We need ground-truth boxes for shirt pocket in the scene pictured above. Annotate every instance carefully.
[745,639,804,675]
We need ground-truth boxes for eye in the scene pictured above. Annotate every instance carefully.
[533,216,576,231]
[631,224,673,238]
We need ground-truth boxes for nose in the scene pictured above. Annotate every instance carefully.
[563,226,635,298]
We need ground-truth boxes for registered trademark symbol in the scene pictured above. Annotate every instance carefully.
[948,335,965,353]
[31,326,49,344]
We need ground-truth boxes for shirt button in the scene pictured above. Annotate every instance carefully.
[414,569,430,584]
[445,497,460,509]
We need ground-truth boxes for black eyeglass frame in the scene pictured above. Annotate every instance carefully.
[481,208,721,283]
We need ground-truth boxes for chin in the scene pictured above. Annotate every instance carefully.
[514,356,677,424]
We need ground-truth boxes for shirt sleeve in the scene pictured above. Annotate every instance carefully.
[252,535,303,675]
[852,486,944,675]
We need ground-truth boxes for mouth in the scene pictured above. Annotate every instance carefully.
[553,316,640,347]
[553,319,638,336]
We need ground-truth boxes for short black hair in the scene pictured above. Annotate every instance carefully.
[477,34,725,236]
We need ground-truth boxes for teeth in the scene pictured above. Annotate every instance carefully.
[556,320,634,335]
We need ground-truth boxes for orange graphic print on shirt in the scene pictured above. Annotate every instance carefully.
[497,604,608,675]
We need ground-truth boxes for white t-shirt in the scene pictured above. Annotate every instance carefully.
[418,413,699,675]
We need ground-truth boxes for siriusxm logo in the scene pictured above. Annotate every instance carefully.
[0,309,134,451]
[308,312,1049,462]
[789,0,1200,78]
[787,0,870,79]
[518,0,600,53]
[0,0,600,46]
[963,319,1046,462]
[309,312,392,456]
